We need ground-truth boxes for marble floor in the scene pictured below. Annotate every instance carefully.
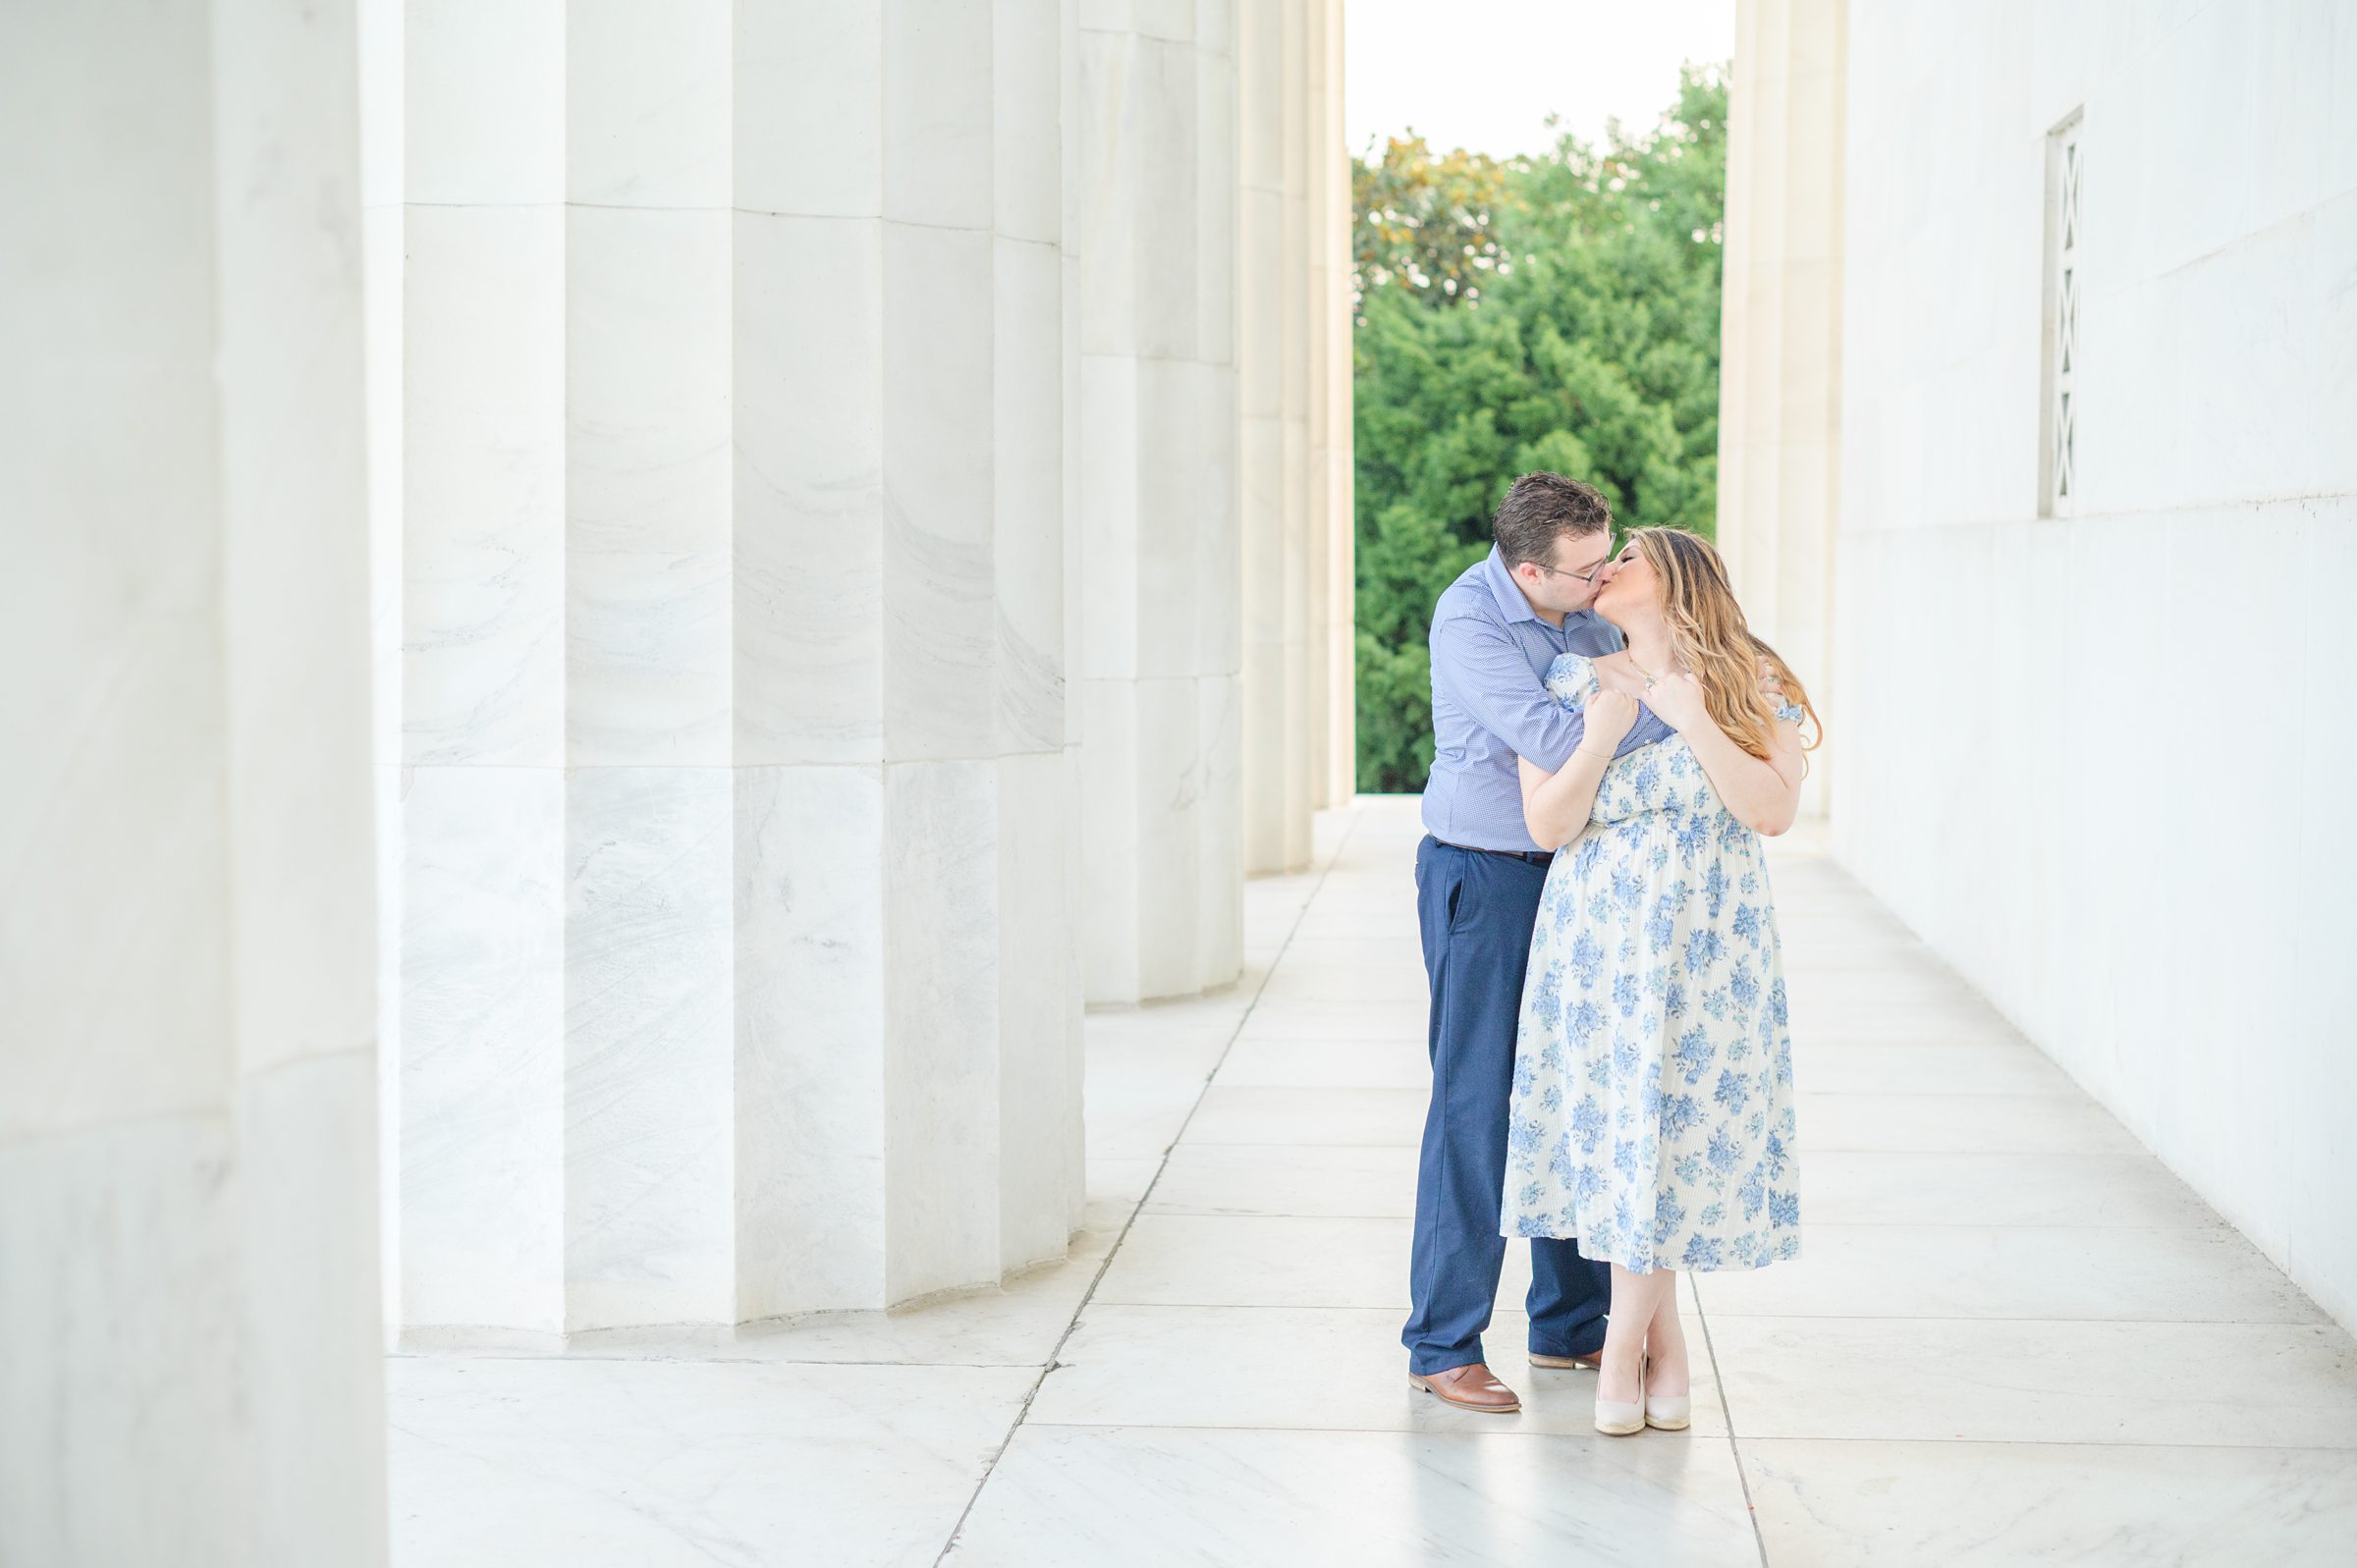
[388,796,2357,1566]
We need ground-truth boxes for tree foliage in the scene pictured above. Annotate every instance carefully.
[1353,67,1729,794]
[1352,135,1511,307]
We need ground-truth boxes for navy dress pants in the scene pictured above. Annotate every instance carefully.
[1402,836,1611,1375]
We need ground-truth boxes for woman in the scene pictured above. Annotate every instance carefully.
[1500,526,1817,1436]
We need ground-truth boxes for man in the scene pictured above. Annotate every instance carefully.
[1404,472,1673,1414]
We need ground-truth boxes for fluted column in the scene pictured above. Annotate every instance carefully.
[1074,6,1244,1002]
[1306,0,1356,808]
[1239,0,1352,872]
[2,3,387,1562]
[1717,0,1846,813]
[389,0,1080,1333]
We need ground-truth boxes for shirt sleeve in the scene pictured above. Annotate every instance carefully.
[1619,707,1675,752]
[1433,610,1664,770]
[1432,610,1587,769]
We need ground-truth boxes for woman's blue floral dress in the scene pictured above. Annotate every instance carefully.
[1500,652,1802,1273]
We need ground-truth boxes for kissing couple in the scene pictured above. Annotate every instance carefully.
[1403,471,1817,1435]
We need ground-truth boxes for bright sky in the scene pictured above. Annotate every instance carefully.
[1344,0,1737,160]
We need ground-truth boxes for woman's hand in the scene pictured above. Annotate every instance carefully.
[1645,670,1713,733]
[1583,688,1642,753]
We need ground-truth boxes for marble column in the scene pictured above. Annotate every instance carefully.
[387,0,1081,1333]
[1240,0,1353,873]
[1306,0,1356,809]
[1,3,387,1564]
[1244,0,1339,872]
[1074,5,1244,1002]
[1716,0,1846,814]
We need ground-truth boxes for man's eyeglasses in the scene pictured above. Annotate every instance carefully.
[1530,555,1612,585]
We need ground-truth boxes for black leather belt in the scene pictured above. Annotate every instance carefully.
[1435,838,1555,867]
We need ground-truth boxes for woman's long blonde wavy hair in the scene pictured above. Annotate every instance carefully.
[1624,527,1822,762]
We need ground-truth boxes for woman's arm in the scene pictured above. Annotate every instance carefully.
[1647,673,1805,836]
[1518,688,1642,850]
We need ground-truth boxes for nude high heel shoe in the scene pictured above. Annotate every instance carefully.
[1641,1347,1691,1430]
[1593,1360,1646,1436]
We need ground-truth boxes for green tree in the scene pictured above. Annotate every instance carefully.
[1352,135,1511,309]
[1353,66,1729,794]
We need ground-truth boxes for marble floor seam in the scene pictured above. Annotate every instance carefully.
[1692,1271,1776,1568]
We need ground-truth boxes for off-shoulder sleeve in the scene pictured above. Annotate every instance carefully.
[1543,652,1600,712]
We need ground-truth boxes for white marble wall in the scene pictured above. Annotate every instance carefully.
[1074,4,1245,1003]
[1,2,388,1562]
[382,0,1083,1331]
[1238,0,1353,874]
[1723,0,2357,1331]
[1717,0,1844,816]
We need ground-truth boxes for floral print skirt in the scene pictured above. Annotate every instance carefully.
[1499,737,1801,1273]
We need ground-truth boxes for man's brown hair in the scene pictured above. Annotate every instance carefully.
[1492,471,1613,569]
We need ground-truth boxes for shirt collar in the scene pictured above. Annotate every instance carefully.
[1480,546,1545,625]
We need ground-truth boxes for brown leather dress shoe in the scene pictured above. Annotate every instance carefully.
[1407,1362,1521,1413]
[1526,1349,1605,1370]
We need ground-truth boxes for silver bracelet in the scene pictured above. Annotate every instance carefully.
[1575,746,1617,763]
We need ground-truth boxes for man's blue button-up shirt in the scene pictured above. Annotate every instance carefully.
[1419,547,1673,853]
